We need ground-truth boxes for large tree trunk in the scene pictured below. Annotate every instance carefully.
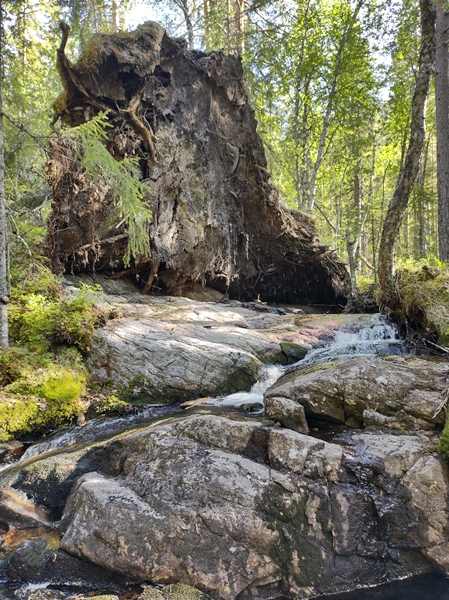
[435,0,449,262]
[377,0,436,307]
[0,7,9,349]
[47,22,350,306]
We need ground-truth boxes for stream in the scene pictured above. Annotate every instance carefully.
[1,313,449,599]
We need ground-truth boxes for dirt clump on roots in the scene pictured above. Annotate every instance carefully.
[47,21,350,305]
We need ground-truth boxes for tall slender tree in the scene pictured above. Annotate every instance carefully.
[435,0,449,261]
[0,3,9,349]
[378,0,436,306]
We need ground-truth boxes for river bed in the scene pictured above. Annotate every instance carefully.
[1,312,448,599]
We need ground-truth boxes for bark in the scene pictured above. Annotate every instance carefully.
[414,137,429,258]
[377,0,436,307]
[47,22,350,306]
[435,0,449,262]
[177,0,194,50]
[0,7,9,349]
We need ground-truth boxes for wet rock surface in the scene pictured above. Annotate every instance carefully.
[15,414,439,600]
[265,355,448,430]
[83,288,318,400]
[1,302,449,600]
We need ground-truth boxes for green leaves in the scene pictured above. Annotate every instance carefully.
[67,111,152,267]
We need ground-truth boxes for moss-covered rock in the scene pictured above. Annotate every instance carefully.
[382,266,449,346]
[92,394,131,416]
[75,596,119,600]
[280,341,308,362]
[0,366,86,441]
[137,589,165,600]
[161,583,213,600]
[438,410,449,461]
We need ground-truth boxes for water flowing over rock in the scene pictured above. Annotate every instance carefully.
[3,297,449,599]
[46,22,350,304]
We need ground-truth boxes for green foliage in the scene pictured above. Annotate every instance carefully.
[10,267,111,353]
[93,395,131,416]
[438,410,449,462]
[9,292,103,353]
[0,366,85,441]
[393,266,449,345]
[67,111,152,267]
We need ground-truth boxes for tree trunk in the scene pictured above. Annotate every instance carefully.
[0,5,9,349]
[435,0,449,261]
[377,0,436,307]
[111,0,118,33]
[176,0,194,49]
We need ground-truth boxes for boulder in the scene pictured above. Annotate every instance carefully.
[265,355,449,430]
[87,317,280,401]
[47,22,350,305]
[56,415,448,599]
[70,292,298,402]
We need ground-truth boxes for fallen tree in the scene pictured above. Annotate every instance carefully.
[46,21,350,305]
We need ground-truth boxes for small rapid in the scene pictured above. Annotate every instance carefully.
[0,314,403,470]
[298,313,403,365]
[209,313,403,410]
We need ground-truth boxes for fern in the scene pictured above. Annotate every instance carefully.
[67,111,152,267]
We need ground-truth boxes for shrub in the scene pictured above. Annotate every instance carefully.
[9,282,110,353]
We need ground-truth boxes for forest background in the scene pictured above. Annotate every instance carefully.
[0,0,448,442]
[0,0,442,298]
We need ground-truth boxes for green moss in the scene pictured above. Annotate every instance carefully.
[438,410,449,461]
[10,281,111,354]
[79,597,119,600]
[161,583,213,600]
[93,395,130,416]
[138,589,165,600]
[0,367,86,441]
[216,359,260,395]
[0,347,43,386]
[53,90,68,116]
[380,266,449,346]
[280,342,308,362]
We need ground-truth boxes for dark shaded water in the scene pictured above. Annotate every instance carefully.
[1,574,449,599]
[313,573,449,600]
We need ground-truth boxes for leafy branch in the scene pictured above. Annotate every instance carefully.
[66,111,152,267]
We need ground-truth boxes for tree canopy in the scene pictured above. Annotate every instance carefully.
[0,0,446,314]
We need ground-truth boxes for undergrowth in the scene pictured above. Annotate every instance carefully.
[437,411,449,462]
[394,265,449,346]
[0,255,117,441]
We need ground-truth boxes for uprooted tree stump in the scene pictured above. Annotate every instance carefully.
[46,21,350,305]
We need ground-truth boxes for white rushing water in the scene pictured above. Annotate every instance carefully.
[298,313,402,365]
[209,313,403,410]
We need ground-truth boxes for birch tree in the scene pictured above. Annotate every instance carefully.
[378,0,436,306]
